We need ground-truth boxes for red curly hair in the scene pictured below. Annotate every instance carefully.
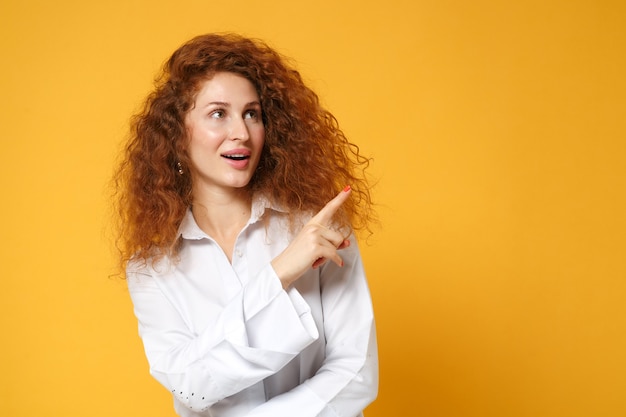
[114,33,374,268]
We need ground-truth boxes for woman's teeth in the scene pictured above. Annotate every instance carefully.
[223,154,248,160]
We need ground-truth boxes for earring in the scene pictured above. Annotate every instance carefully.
[176,162,184,175]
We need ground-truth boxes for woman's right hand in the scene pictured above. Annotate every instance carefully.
[271,186,352,289]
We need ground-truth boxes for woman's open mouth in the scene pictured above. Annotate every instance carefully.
[221,154,250,161]
[221,150,252,169]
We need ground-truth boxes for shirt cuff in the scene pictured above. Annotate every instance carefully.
[242,264,319,354]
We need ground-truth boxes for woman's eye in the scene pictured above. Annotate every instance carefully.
[210,110,225,119]
[244,110,259,119]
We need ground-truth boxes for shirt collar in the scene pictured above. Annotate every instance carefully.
[178,193,288,240]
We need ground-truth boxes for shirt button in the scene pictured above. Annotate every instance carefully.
[235,249,243,258]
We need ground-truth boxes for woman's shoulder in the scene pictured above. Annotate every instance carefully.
[125,253,176,281]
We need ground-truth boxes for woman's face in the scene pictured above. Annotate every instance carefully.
[185,72,265,195]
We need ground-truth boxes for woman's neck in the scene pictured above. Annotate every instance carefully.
[190,186,252,259]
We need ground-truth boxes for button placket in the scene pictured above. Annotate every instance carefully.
[231,232,249,285]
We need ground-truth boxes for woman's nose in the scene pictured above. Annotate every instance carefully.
[229,116,250,141]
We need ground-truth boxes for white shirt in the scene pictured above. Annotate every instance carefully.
[127,195,378,417]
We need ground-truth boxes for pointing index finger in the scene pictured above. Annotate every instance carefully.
[311,185,352,226]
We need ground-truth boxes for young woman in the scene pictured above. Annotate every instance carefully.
[114,33,378,417]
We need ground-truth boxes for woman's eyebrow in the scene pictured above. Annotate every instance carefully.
[206,101,230,107]
[204,101,261,108]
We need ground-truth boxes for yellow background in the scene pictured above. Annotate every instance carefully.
[2,1,625,416]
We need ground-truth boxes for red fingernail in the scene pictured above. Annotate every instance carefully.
[343,185,351,192]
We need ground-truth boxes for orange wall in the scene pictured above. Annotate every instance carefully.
[1,1,625,416]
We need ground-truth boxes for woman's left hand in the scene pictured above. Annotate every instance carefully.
[271,187,352,289]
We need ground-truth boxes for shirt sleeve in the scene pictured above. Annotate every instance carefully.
[245,235,379,417]
[127,261,319,413]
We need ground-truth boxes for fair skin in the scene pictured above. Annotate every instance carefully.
[185,72,265,260]
[184,71,350,288]
[271,187,352,288]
